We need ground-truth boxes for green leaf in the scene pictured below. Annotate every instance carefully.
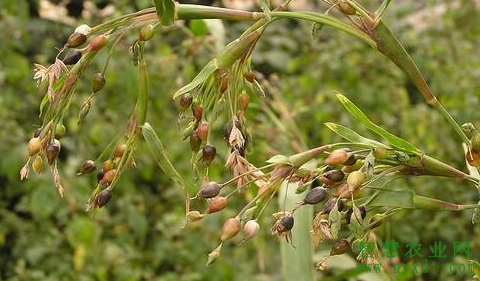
[153,0,176,26]
[375,0,393,20]
[349,206,365,239]
[335,93,420,153]
[369,189,415,208]
[324,122,388,148]
[173,59,219,100]
[469,260,480,279]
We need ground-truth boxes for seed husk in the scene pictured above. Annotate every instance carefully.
[179,93,193,110]
[46,140,61,165]
[280,215,294,231]
[198,181,221,198]
[139,24,155,41]
[330,239,350,256]
[347,171,364,193]
[33,128,42,138]
[304,187,328,205]
[221,217,241,241]
[323,169,345,182]
[63,50,82,65]
[346,206,366,224]
[55,124,66,139]
[28,137,42,156]
[325,149,349,166]
[197,123,209,142]
[338,1,356,15]
[243,220,260,240]
[223,119,242,142]
[91,72,106,92]
[95,188,112,207]
[66,32,87,48]
[80,160,96,174]
[238,92,250,111]
[202,145,216,165]
[206,196,228,213]
[220,77,228,93]
[190,130,201,152]
[100,169,117,185]
[32,155,44,174]
[114,144,127,158]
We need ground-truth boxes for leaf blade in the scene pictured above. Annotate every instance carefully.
[325,122,388,148]
[153,0,176,26]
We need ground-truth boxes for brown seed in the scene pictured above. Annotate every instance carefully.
[97,170,105,183]
[466,149,480,167]
[89,35,108,52]
[193,105,203,121]
[220,77,228,93]
[323,169,345,182]
[325,149,349,166]
[33,128,42,138]
[114,144,127,158]
[244,71,255,83]
[202,145,216,165]
[63,50,82,65]
[103,160,115,172]
[66,32,87,48]
[28,137,42,156]
[206,196,228,213]
[190,130,201,152]
[343,154,356,166]
[330,239,350,256]
[100,169,117,185]
[198,181,221,198]
[238,92,250,111]
[220,217,241,241]
[338,1,356,15]
[95,188,112,207]
[179,94,193,110]
[46,140,61,165]
[80,160,96,174]
[319,176,333,187]
[197,123,209,142]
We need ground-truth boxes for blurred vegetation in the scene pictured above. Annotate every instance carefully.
[1,0,480,280]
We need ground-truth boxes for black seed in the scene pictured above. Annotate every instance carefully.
[198,181,221,198]
[280,216,294,231]
[34,128,42,138]
[66,32,87,48]
[323,198,342,214]
[202,145,216,165]
[63,50,82,65]
[189,130,201,152]
[343,154,356,166]
[97,170,105,183]
[304,187,327,205]
[346,206,367,224]
[95,188,112,207]
[180,94,193,110]
[324,169,345,182]
[46,142,61,165]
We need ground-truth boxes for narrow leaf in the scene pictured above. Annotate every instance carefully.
[173,59,219,99]
[325,122,388,148]
[153,0,176,26]
[335,92,420,153]
[368,189,414,208]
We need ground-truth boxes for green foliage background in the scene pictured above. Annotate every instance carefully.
[1,0,480,280]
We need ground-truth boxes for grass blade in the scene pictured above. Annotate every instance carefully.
[325,122,388,148]
[154,0,176,26]
[141,122,190,226]
[335,92,420,153]
[173,59,219,100]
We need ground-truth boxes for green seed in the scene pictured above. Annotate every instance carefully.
[91,73,106,93]
[55,124,66,139]
[139,24,155,41]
